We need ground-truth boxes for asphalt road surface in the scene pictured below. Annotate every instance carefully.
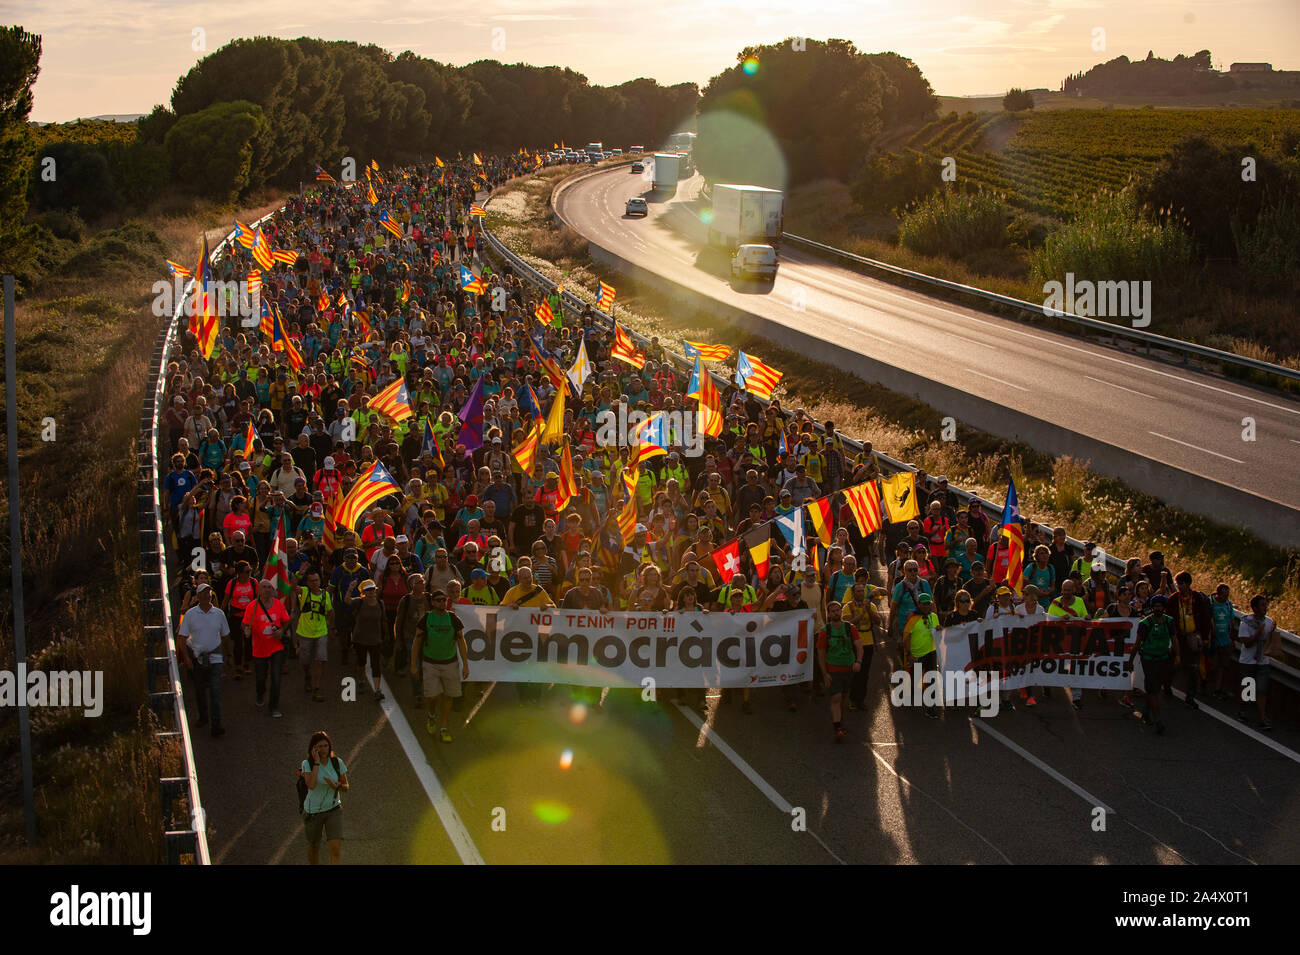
[553,164,1300,523]
[191,632,1300,865]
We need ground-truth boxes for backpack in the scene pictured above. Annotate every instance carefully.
[297,755,341,813]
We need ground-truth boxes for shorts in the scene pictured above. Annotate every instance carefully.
[827,669,852,697]
[298,634,327,664]
[1239,662,1271,695]
[423,660,463,698]
[303,805,343,845]
[1140,657,1171,697]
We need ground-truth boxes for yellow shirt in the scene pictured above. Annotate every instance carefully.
[502,583,555,607]
[905,611,939,656]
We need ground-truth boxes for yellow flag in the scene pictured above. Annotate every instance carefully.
[435,156,444,168]
[541,382,566,446]
[880,472,920,524]
[472,153,483,165]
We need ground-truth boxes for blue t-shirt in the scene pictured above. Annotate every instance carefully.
[301,756,347,814]
[166,469,197,509]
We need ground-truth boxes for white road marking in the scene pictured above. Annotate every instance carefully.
[379,676,485,865]
[1147,431,1245,465]
[1084,375,1159,401]
[1170,687,1300,766]
[964,368,1030,392]
[969,718,1115,813]
[569,167,1300,418]
[867,742,1013,864]
[673,702,846,864]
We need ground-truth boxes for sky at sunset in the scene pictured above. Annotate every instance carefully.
[7,0,1299,122]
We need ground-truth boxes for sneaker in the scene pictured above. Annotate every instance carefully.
[1003,698,1016,712]
[1120,695,1134,708]
[271,710,282,719]
[374,690,386,702]
[834,728,847,743]
[1140,712,1153,726]
[1184,698,1199,711]
[426,716,438,737]
[1024,695,1038,707]
[255,696,265,707]
[210,725,226,738]
[1072,700,1084,711]
[1259,720,1274,732]
[313,690,324,703]
[440,727,453,743]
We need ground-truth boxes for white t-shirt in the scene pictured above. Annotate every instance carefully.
[179,604,231,662]
[985,602,1027,620]
[1238,614,1275,666]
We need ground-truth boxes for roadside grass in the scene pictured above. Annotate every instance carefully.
[0,189,283,862]
[488,171,1299,635]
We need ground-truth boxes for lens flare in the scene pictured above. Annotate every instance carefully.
[742,57,760,76]
[560,749,574,770]
[533,800,572,825]
[699,209,714,225]
[569,701,588,723]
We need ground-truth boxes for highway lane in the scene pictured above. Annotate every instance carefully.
[190,635,1300,864]
[554,165,1300,534]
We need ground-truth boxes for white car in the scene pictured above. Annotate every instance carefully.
[731,243,778,282]
[626,197,648,217]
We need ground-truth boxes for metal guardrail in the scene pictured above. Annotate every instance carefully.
[779,232,1300,387]
[487,171,1300,690]
[141,215,271,863]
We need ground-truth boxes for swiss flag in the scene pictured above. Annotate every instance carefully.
[711,539,741,584]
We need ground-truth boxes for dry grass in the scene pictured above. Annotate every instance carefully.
[0,187,287,862]
[487,172,1300,634]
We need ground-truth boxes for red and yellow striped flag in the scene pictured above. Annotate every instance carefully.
[242,419,257,461]
[696,364,723,437]
[683,341,732,361]
[556,440,579,511]
[843,479,883,537]
[322,492,340,552]
[512,421,543,475]
[735,350,782,400]
[617,466,639,545]
[610,322,645,369]
[249,224,274,270]
[336,461,402,532]
[272,249,298,265]
[806,496,834,548]
[370,376,414,422]
[596,281,616,312]
[534,300,555,326]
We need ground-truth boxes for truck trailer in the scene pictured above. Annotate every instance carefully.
[707,183,784,249]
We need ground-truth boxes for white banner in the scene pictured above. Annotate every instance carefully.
[935,612,1143,701]
[452,607,815,688]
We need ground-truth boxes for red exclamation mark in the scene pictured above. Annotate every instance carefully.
[796,619,808,664]
[664,617,674,632]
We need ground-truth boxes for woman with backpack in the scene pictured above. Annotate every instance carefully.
[300,731,348,865]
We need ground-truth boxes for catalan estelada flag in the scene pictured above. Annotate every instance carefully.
[366,182,378,205]
[556,440,579,511]
[242,419,257,461]
[695,365,723,437]
[843,480,883,537]
[735,351,782,400]
[617,467,639,545]
[631,412,668,467]
[272,249,298,265]
[283,328,305,374]
[470,204,487,218]
[422,420,445,467]
[259,298,275,339]
[233,220,254,249]
[683,341,732,362]
[192,235,220,359]
[166,259,192,278]
[377,210,403,239]
[336,461,402,532]
[596,281,616,312]
[460,265,486,295]
[370,376,414,423]
[249,224,274,270]
[1001,476,1024,595]
[534,300,555,326]
[806,495,834,548]
[315,163,336,182]
[246,269,261,300]
[353,309,371,339]
[611,322,645,369]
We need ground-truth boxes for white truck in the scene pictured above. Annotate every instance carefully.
[651,153,681,192]
[585,142,604,161]
[707,184,784,250]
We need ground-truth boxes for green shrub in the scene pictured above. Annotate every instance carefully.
[897,188,1010,258]
[1031,190,1193,284]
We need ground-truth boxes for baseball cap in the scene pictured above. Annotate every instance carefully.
[359,579,376,592]
[465,494,478,507]
[395,534,408,543]
[471,568,488,580]
[1150,593,1169,607]
[634,523,647,533]
[996,585,1012,596]
[238,461,251,471]
[545,471,559,479]
[324,456,336,468]
[917,593,933,604]
[195,583,211,594]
